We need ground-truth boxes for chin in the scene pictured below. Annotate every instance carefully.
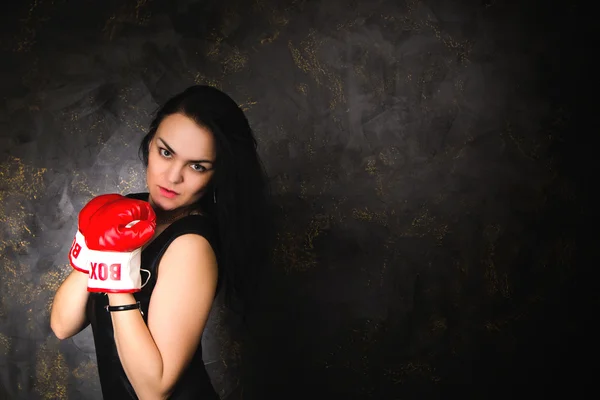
[149,191,175,211]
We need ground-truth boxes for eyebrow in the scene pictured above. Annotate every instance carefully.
[157,137,214,164]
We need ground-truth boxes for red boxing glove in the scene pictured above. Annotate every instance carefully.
[85,198,156,293]
[69,194,124,273]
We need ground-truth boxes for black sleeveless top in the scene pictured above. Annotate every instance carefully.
[86,193,221,399]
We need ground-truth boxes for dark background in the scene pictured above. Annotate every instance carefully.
[0,0,594,398]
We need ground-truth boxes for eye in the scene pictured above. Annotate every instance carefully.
[191,164,207,172]
[159,148,172,158]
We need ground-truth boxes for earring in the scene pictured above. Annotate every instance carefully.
[213,189,217,204]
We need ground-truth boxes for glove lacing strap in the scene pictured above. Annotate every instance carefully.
[140,268,151,288]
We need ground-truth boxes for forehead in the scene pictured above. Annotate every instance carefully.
[155,113,216,160]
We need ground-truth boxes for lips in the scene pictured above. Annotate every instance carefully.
[158,186,178,199]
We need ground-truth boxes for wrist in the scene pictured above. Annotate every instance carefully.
[107,292,135,306]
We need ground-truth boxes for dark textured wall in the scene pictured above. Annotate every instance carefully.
[0,0,593,399]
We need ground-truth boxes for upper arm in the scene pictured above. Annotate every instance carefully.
[146,233,218,395]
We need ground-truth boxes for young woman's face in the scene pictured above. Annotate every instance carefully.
[146,113,216,213]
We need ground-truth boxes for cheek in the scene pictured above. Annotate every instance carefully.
[188,172,214,195]
[146,153,164,179]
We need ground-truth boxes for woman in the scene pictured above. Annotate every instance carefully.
[50,85,272,399]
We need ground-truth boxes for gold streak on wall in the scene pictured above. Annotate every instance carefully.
[288,29,346,110]
[34,338,69,399]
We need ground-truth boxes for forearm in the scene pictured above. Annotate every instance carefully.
[50,270,90,339]
[108,293,167,400]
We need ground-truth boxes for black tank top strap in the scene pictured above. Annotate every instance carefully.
[149,214,219,265]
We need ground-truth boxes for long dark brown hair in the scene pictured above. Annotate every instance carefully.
[139,85,273,315]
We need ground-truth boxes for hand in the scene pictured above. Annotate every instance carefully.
[69,194,124,273]
[85,197,156,293]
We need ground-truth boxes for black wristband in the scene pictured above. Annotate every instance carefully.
[104,301,143,316]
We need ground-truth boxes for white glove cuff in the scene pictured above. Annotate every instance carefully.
[87,248,142,293]
[69,230,89,273]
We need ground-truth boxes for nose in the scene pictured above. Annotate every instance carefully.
[167,163,184,184]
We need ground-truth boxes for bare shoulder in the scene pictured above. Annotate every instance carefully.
[149,233,218,317]
[148,232,218,337]
[159,233,217,274]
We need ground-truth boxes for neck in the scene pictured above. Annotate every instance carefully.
[155,206,196,226]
